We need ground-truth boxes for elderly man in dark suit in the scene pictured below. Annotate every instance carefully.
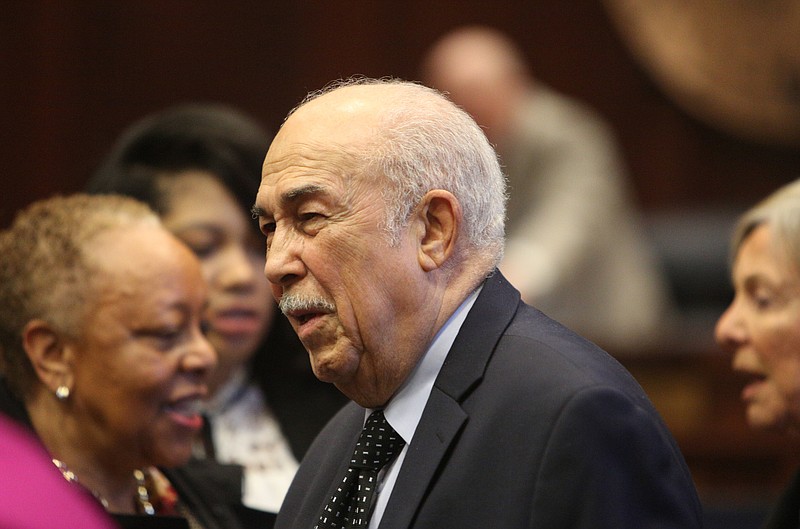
[252,77,702,529]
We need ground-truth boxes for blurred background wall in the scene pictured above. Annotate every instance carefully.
[2,0,800,517]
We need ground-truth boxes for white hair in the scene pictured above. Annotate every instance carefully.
[294,77,507,269]
[731,177,800,271]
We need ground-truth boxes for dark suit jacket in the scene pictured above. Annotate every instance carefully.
[761,470,800,529]
[275,271,702,529]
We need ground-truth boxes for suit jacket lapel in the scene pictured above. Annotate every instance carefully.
[379,271,520,529]
[436,271,520,401]
[379,389,466,529]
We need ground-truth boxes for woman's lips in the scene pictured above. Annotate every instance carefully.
[208,308,263,336]
[163,396,204,431]
[740,373,768,402]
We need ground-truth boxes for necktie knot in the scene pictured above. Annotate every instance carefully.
[350,410,405,471]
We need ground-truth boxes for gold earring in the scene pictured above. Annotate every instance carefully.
[55,385,70,400]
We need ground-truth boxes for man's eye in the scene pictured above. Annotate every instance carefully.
[300,212,328,226]
[260,221,276,235]
[299,213,327,235]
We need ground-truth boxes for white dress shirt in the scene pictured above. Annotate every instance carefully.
[205,368,299,512]
[367,286,481,529]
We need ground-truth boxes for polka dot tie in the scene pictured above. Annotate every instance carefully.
[316,410,405,529]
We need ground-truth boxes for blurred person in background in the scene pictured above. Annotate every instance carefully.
[86,104,348,516]
[420,25,673,352]
[716,178,800,529]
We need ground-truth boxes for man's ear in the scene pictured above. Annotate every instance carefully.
[416,190,461,272]
[21,320,74,395]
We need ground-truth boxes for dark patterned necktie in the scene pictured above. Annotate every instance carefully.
[316,410,406,529]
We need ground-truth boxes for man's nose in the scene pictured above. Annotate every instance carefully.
[264,227,305,287]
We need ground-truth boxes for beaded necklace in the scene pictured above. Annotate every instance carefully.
[52,458,156,515]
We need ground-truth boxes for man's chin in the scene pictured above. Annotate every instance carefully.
[311,362,346,384]
[310,350,359,386]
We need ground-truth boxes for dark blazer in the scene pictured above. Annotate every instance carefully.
[275,271,702,529]
[761,470,800,529]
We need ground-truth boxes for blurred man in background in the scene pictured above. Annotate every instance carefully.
[421,25,673,353]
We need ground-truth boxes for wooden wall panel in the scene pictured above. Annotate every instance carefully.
[2,1,798,229]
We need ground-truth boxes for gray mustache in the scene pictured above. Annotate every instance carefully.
[279,294,336,316]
